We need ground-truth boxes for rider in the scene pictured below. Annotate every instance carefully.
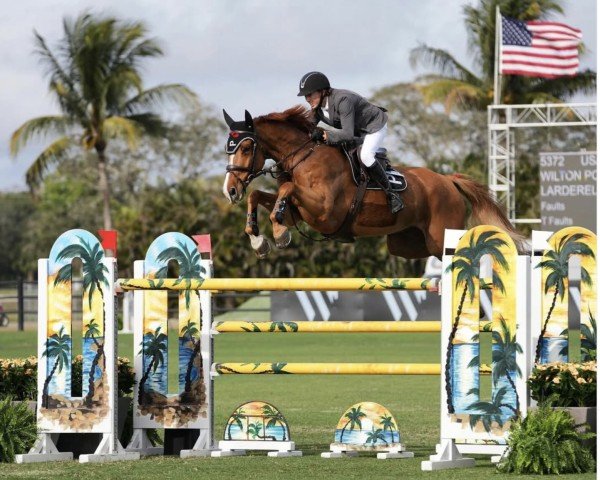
[297,71,403,213]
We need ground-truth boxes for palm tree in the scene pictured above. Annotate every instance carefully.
[365,427,388,446]
[446,230,509,413]
[379,414,398,443]
[410,0,595,112]
[339,405,367,443]
[226,407,245,440]
[466,386,517,432]
[53,235,109,406]
[469,316,522,413]
[138,326,168,404]
[262,404,287,441]
[247,422,263,440]
[179,319,201,400]
[41,325,71,407]
[10,12,198,230]
[83,318,102,406]
[535,233,595,363]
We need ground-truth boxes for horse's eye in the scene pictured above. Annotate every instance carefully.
[242,147,251,154]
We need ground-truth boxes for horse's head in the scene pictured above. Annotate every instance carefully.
[222,109,267,204]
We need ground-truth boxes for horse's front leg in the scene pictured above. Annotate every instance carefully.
[270,182,298,249]
[246,190,278,258]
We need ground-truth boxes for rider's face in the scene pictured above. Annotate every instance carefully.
[305,90,322,109]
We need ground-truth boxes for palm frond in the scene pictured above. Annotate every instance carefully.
[10,116,71,157]
[409,44,480,84]
[25,136,74,188]
[123,84,199,115]
[103,116,142,149]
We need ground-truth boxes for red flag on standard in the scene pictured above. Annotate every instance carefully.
[500,15,582,78]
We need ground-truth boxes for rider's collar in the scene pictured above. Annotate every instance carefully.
[225,130,256,154]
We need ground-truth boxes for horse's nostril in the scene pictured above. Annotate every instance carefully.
[229,187,237,197]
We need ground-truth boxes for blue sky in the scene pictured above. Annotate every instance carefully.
[0,0,596,191]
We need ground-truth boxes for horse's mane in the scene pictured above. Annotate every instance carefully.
[256,105,313,134]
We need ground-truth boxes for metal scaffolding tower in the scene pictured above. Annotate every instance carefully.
[488,102,596,223]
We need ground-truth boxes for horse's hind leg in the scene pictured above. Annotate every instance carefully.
[386,228,432,260]
[246,190,277,258]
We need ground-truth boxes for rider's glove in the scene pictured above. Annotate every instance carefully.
[310,128,325,142]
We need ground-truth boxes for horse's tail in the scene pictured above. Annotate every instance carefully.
[450,174,527,253]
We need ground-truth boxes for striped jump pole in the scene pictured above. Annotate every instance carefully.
[213,362,441,375]
[118,277,439,292]
[213,320,493,333]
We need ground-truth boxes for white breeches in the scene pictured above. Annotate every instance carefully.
[360,123,387,167]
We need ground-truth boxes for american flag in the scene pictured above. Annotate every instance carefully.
[501,16,582,78]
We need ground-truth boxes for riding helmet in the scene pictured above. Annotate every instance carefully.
[297,71,330,96]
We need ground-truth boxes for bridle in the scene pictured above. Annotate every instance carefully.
[225,131,318,194]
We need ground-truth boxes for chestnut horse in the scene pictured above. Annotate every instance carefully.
[222,106,521,259]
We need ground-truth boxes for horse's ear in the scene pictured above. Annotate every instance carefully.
[223,109,235,128]
[244,110,254,131]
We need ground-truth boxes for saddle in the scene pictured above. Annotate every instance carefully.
[342,145,407,192]
[322,145,407,244]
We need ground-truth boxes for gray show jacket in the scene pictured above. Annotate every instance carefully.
[311,88,387,145]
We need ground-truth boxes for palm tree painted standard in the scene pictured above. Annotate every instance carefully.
[446,226,522,439]
[223,401,291,442]
[40,229,111,430]
[135,232,208,428]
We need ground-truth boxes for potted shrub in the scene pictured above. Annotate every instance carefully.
[527,361,596,434]
[0,398,38,462]
[498,405,595,474]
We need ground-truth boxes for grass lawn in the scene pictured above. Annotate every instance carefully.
[0,311,595,478]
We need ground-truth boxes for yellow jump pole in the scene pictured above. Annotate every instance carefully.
[213,362,441,375]
[118,277,439,292]
[212,320,494,333]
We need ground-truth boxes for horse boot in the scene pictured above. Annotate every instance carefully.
[366,162,404,214]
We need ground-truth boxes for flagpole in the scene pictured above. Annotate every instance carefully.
[493,6,502,104]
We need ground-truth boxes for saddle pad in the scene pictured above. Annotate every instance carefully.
[343,146,407,192]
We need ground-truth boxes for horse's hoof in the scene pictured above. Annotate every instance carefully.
[250,235,271,259]
[275,230,292,249]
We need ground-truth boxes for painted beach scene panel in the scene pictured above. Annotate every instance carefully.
[331,402,402,451]
[446,226,521,439]
[136,232,208,428]
[538,227,596,364]
[223,401,291,442]
[41,229,110,431]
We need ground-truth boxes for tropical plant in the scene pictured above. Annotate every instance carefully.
[365,427,387,446]
[445,230,509,413]
[410,0,596,113]
[179,319,202,398]
[528,361,596,407]
[379,414,398,443]
[41,325,71,407]
[10,12,198,230]
[137,326,168,404]
[339,405,367,442]
[262,404,287,441]
[226,407,245,441]
[53,235,109,406]
[247,422,263,439]
[535,233,595,363]
[497,405,595,474]
[0,398,38,463]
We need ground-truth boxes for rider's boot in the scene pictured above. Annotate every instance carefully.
[366,162,404,214]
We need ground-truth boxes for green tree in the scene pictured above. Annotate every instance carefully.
[467,386,517,432]
[41,325,71,407]
[410,0,595,112]
[138,326,168,404]
[262,404,287,441]
[446,230,509,413]
[0,193,35,280]
[179,319,201,399]
[535,233,595,363]
[10,12,198,230]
